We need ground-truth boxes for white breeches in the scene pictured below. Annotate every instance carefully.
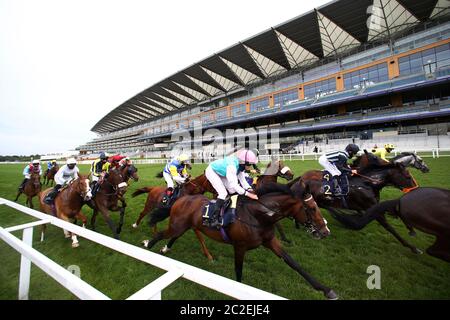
[163,172,175,189]
[91,175,99,182]
[318,155,341,176]
[205,165,237,200]
[24,174,31,179]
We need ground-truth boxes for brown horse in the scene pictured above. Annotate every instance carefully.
[331,187,450,262]
[14,172,41,209]
[88,163,139,239]
[39,175,92,247]
[131,173,214,229]
[143,183,336,299]
[43,164,59,186]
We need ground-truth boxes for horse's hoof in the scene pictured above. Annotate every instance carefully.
[142,240,150,248]
[413,248,423,254]
[72,242,79,248]
[160,245,170,255]
[326,290,338,300]
[65,234,71,239]
[132,223,138,229]
[409,231,417,237]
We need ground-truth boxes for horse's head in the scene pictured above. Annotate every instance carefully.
[124,164,139,181]
[74,175,92,201]
[297,184,330,239]
[405,153,429,173]
[264,160,294,181]
[30,172,41,189]
[107,168,128,197]
[182,175,208,195]
[386,163,419,192]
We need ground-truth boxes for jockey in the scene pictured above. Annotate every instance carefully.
[90,152,109,196]
[205,149,259,228]
[118,156,132,167]
[372,144,395,161]
[44,158,79,205]
[19,160,42,191]
[109,154,126,170]
[318,144,359,195]
[45,160,57,175]
[161,154,190,205]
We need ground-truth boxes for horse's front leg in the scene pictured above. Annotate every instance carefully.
[91,208,98,230]
[27,196,34,209]
[233,245,248,282]
[14,190,22,202]
[98,206,119,239]
[263,237,337,300]
[275,222,291,244]
[117,204,125,234]
[376,214,422,254]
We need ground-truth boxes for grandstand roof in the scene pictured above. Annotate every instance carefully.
[92,0,447,134]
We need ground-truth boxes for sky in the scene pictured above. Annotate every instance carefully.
[0,0,329,156]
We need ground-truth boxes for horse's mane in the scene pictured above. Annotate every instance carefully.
[390,152,415,162]
[256,182,293,197]
[286,176,301,188]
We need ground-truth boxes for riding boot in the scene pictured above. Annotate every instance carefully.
[18,178,28,191]
[161,188,173,206]
[333,176,342,196]
[209,199,225,229]
[91,181,98,197]
[44,184,62,205]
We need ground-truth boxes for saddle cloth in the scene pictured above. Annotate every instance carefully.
[322,171,349,196]
[202,195,238,228]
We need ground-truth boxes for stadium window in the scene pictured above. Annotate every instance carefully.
[274,89,298,107]
[232,104,247,117]
[249,97,269,113]
[343,63,388,89]
[215,109,228,120]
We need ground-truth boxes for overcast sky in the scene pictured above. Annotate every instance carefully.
[0,0,329,155]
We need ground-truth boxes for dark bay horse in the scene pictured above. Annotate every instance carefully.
[330,187,450,261]
[39,175,92,247]
[15,172,41,209]
[43,164,59,186]
[289,160,422,253]
[143,183,337,300]
[88,163,139,239]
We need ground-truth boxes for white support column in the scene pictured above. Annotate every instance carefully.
[18,227,33,300]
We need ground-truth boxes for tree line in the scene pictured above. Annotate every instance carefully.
[0,155,41,162]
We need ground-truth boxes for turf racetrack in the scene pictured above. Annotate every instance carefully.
[1,159,449,300]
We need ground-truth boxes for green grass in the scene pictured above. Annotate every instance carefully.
[0,159,449,300]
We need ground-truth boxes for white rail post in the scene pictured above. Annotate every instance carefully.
[436,148,440,158]
[18,227,33,300]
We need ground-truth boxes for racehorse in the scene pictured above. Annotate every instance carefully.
[131,173,214,229]
[43,164,59,186]
[39,175,92,247]
[390,152,430,173]
[88,163,139,239]
[14,172,41,209]
[329,187,450,261]
[353,151,429,173]
[289,160,421,253]
[143,183,337,299]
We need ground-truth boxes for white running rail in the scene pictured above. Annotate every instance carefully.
[0,198,286,300]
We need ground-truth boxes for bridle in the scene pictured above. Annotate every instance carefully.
[98,170,128,197]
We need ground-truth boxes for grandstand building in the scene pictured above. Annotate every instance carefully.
[77,0,450,158]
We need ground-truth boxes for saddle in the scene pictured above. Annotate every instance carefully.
[202,195,238,229]
[321,171,349,197]
[159,185,182,209]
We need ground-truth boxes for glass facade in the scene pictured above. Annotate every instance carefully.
[249,97,270,113]
[215,108,228,120]
[399,43,450,75]
[304,78,336,99]
[344,63,389,89]
[232,104,247,117]
[273,88,298,107]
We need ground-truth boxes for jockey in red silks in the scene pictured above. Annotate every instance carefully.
[108,154,127,169]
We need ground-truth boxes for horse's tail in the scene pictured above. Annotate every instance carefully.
[132,187,153,198]
[155,171,164,178]
[327,199,399,230]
